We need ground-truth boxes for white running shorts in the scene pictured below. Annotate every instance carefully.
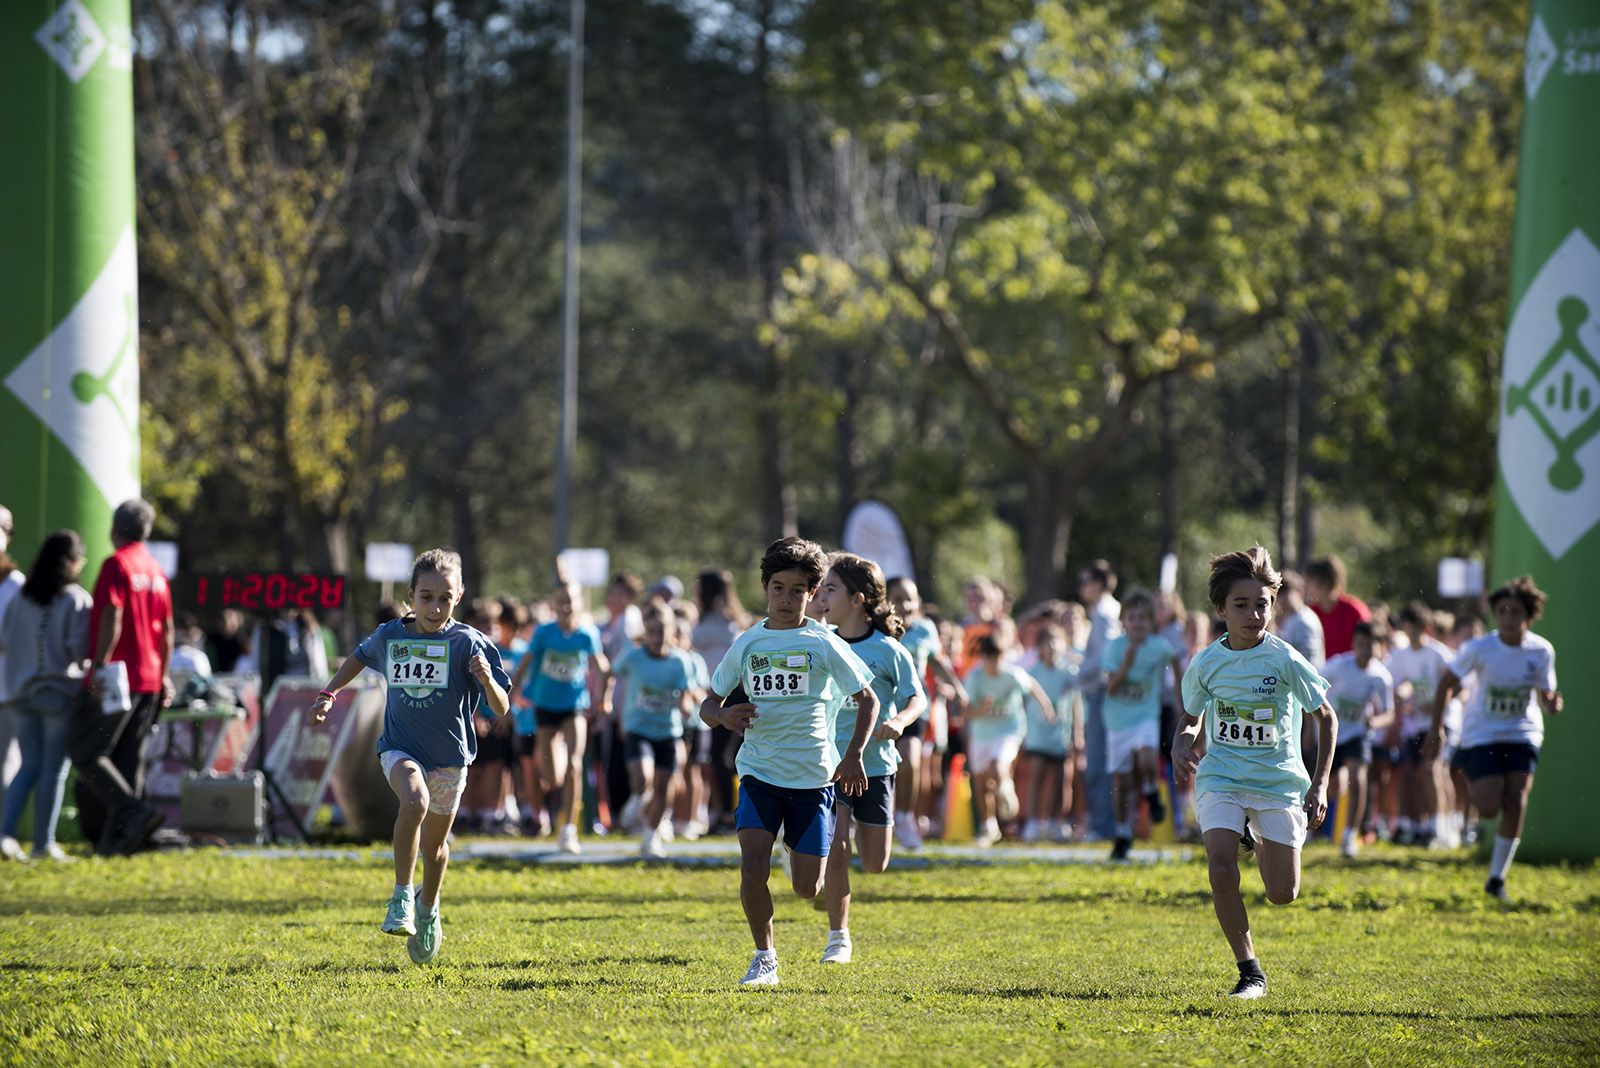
[1106,719,1160,775]
[1195,789,1308,849]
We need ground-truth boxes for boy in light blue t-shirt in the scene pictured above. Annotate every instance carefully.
[1102,589,1184,860]
[1172,547,1335,1002]
[612,602,697,858]
[699,538,877,988]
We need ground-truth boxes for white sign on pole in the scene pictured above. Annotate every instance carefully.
[146,540,179,579]
[1437,557,1486,598]
[841,500,916,582]
[1158,552,1179,594]
[558,548,611,588]
[365,542,415,584]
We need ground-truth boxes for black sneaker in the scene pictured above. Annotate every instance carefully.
[1485,876,1508,901]
[1110,836,1132,861]
[1228,972,1268,999]
[1146,790,1166,824]
[1238,827,1256,859]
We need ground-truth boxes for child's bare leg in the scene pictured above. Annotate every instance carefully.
[388,760,429,886]
[738,828,777,949]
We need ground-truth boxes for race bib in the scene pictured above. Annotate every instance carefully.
[746,651,810,698]
[1334,697,1367,726]
[1485,685,1532,718]
[389,639,450,692]
[1212,701,1279,749]
[1120,680,1149,703]
[541,650,586,684]
[636,685,677,715]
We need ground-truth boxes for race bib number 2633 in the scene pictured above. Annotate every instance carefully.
[746,652,810,698]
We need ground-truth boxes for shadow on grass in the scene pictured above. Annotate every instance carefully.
[945,985,1118,1001]
[1174,1006,1595,1023]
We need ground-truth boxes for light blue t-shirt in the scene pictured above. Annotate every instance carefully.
[681,649,710,734]
[830,630,924,777]
[356,618,512,770]
[1024,657,1080,755]
[614,646,694,741]
[709,618,874,789]
[495,637,528,726]
[900,618,941,723]
[523,621,603,712]
[964,662,1032,744]
[1102,633,1176,731]
[1181,633,1330,804]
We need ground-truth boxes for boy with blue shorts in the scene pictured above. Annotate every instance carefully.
[699,538,877,987]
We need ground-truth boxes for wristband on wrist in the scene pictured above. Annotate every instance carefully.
[317,689,336,702]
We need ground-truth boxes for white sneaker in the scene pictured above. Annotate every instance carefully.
[683,819,707,841]
[821,932,853,964]
[895,812,924,850]
[0,837,28,862]
[1341,832,1359,859]
[32,844,73,863]
[1049,820,1073,843]
[559,824,581,854]
[657,817,675,844]
[641,829,667,859]
[996,780,1020,821]
[619,795,644,832]
[739,952,779,987]
[779,844,793,879]
[974,819,1001,847]
[1020,820,1042,843]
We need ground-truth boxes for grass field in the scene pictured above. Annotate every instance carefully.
[0,841,1595,1066]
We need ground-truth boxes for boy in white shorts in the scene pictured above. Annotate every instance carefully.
[963,631,1058,846]
[311,549,511,965]
[1172,546,1336,1000]
[1322,621,1394,857]
[1102,589,1183,860]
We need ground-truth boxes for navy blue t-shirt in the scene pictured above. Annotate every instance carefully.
[355,618,511,769]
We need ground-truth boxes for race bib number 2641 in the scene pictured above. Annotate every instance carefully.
[1212,702,1278,749]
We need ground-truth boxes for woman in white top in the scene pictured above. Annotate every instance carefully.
[1426,577,1561,901]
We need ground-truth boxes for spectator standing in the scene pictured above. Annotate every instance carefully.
[0,530,92,861]
[72,499,173,856]
[1304,555,1370,659]
[1077,559,1123,840]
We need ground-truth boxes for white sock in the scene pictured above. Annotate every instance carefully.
[829,928,849,939]
[1490,835,1520,880]
[419,895,437,916]
[394,883,412,899]
[755,947,776,961]
[1342,827,1356,845]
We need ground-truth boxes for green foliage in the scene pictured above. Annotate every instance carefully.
[0,847,1595,1064]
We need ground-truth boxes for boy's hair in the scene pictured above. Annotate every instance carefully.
[827,552,906,639]
[759,537,829,588]
[611,571,644,596]
[976,630,1010,658]
[641,600,675,629]
[1122,588,1157,621]
[1279,569,1305,596]
[498,596,530,627]
[1304,555,1347,593]
[1080,558,1118,594]
[1432,609,1456,635]
[1352,619,1388,645]
[1488,575,1546,621]
[1399,600,1432,629]
[1207,546,1282,612]
[410,548,464,592]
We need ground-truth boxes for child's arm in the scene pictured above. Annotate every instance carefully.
[1538,688,1564,715]
[509,651,533,704]
[1105,640,1139,696]
[1366,677,1395,733]
[699,691,757,733]
[1025,677,1059,724]
[832,687,877,796]
[930,652,968,706]
[310,656,369,724]
[1422,669,1462,759]
[1305,700,1337,828]
[1170,710,1204,781]
[471,653,511,717]
[877,690,927,740]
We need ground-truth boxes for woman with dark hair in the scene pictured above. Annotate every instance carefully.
[0,530,92,861]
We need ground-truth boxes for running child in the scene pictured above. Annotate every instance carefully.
[813,553,926,965]
[1425,576,1561,900]
[310,549,511,965]
[1322,620,1395,857]
[612,602,696,858]
[698,537,878,987]
[885,576,965,849]
[1172,546,1335,1000]
[1103,589,1184,860]
[509,579,611,853]
[1388,602,1452,847]
[963,630,1058,847]
[1021,622,1083,843]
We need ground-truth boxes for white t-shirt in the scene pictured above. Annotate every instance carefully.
[0,570,24,703]
[1321,652,1393,741]
[1450,633,1557,749]
[1387,637,1451,737]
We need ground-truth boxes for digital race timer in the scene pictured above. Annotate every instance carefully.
[189,572,347,611]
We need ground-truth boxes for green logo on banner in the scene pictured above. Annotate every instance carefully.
[1499,229,1600,559]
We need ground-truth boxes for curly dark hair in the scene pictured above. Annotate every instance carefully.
[1487,575,1546,622]
[759,537,829,588]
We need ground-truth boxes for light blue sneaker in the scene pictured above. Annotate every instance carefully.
[407,906,442,964]
[381,888,415,937]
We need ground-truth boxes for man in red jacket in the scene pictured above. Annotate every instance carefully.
[72,499,174,856]
[1305,555,1371,660]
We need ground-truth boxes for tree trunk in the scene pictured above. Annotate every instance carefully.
[1021,463,1070,607]
[834,348,859,539]
[1158,374,1179,560]
[1277,353,1301,568]
[754,0,796,538]
[1296,320,1321,566]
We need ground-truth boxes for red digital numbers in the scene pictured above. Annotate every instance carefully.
[193,572,347,611]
